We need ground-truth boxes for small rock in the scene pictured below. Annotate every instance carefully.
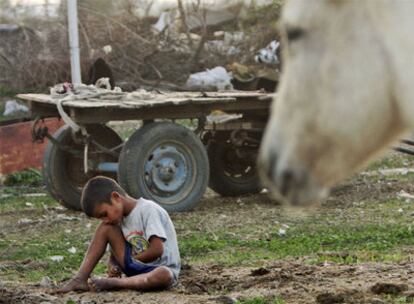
[40,276,54,288]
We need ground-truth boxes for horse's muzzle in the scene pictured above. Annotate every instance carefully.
[258,145,328,206]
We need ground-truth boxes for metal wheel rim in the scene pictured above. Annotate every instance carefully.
[141,141,196,204]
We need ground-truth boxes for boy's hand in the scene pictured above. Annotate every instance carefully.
[135,236,164,263]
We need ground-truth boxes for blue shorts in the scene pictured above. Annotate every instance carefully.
[123,242,157,277]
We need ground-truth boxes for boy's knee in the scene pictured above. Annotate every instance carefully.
[153,267,174,287]
[96,223,120,236]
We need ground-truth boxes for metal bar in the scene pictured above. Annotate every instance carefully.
[97,162,119,172]
[67,0,82,84]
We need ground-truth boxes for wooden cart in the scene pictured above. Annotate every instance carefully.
[18,90,273,212]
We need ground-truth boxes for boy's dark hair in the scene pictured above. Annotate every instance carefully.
[81,176,126,217]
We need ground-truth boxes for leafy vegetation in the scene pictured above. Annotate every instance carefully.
[237,297,285,304]
[4,169,43,187]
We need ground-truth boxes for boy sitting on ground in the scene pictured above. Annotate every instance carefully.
[58,176,180,292]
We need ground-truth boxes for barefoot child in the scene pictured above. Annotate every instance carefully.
[58,176,180,292]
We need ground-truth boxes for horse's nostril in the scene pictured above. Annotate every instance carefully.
[279,169,295,197]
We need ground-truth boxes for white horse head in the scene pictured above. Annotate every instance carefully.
[259,0,414,205]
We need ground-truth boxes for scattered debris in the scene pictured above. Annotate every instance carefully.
[397,190,414,200]
[68,247,77,254]
[23,193,47,197]
[18,218,34,224]
[185,66,233,91]
[205,32,244,56]
[362,168,414,176]
[55,214,80,221]
[49,256,64,262]
[3,100,29,116]
[278,228,286,236]
[255,40,280,65]
[39,276,54,288]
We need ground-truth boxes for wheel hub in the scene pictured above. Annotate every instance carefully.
[156,159,177,182]
[145,146,187,194]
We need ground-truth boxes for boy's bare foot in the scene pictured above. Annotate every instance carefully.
[56,276,90,293]
[90,277,118,291]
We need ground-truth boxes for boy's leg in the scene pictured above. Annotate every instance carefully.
[107,253,122,278]
[90,266,174,291]
[57,223,126,293]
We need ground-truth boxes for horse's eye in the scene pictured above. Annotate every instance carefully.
[286,27,305,41]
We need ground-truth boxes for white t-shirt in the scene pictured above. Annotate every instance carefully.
[121,198,181,279]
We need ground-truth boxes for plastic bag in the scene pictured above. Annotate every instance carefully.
[185,66,233,91]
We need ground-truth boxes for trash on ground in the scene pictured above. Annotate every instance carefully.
[3,100,29,116]
[49,256,64,262]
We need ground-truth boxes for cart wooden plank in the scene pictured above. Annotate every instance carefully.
[17,90,274,124]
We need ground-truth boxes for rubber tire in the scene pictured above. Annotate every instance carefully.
[118,122,209,212]
[43,124,122,210]
[208,132,261,196]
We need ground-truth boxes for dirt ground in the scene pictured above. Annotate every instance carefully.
[2,259,414,304]
[2,168,414,304]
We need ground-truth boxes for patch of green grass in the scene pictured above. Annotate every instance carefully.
[4,169,43,187]
[384,295,414,304]
[237,296,285,304]
[0,188,57,213]
[367,154,414,171]
[0,217,106,282]
[179,222,414,266]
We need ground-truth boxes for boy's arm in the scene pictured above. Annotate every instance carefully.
[136,235,164,263]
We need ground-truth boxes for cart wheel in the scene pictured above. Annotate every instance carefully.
[43,124,122,210]
[118,122,209,212]
[208,131,261,196]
